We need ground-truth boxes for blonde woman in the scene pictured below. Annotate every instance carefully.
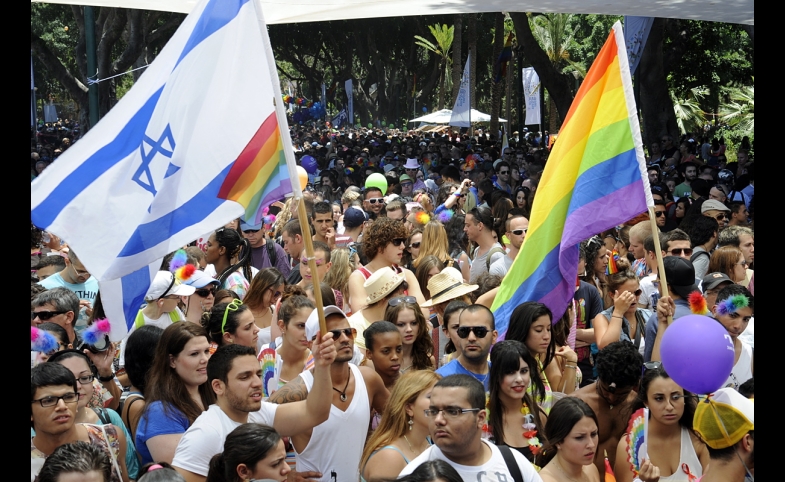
[412,220,471,282]
[323,247,358,314]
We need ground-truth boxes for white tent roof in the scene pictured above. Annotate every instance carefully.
[31,0,754,25]
[410,108,507,124]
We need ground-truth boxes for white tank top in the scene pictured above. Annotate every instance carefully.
[296,363,370,482]
[657,426,703,481]
[725,339,753,389]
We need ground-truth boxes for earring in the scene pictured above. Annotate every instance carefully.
[408,417,414,431]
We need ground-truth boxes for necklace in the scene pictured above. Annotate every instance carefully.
[457,358,489,385]
[554,456,585,482]
[333,367,351,402]
[403,435,426,456]
[520,403,543,458]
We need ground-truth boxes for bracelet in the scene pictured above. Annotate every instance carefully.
[564,364,577,370]
[611,315,623,319]
[98,373,115,382]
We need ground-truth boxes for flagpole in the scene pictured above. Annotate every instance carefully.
[648,207,672,324]
[252,0,327,336]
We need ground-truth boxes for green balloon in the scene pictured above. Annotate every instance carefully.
[365,172,388,195]
[367,123,373,129]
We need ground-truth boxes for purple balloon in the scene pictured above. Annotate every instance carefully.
[301,155,319,174]
[660,314,735,394]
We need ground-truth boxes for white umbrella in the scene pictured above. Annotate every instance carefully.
[409,108,506,124]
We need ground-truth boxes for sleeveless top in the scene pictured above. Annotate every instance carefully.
[32,424,123,482]
[297,364,370,481]
[527,359,554,414]
[360,445,411,482]
[725,339,753,389]
[657,427,703,481]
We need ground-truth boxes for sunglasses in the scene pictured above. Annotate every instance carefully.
[194,287,217,297]
[456,326,490,339]
[669,248,693,256]
[326,327,357,340]
[221,299,242,334]
[243,229,260,234]
[498,170,509,175]
[511,229,527,236]
[301,258,326,266]
[654,211,666,217]
[642,360,662,378]
[401,182,413,188]
[391,238,406,247]
[388,296,417,307]
[629,289,643,297]
[367,198,385,204]
[713,213,726,220]
[409,242,421,249]
[32,310,67,321]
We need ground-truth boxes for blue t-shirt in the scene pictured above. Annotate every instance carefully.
[435,359,491,391]
[135,401,191,466]
[644,298,693,362]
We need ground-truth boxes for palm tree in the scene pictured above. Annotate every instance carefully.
[671,86,708,135]
[415,24,454,110]
[719,84,754,134]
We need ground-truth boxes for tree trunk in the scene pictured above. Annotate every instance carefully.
[549,95,559,133]
[506,44,513,129]
[468,13,477,111]
[509,12,574,124]
[639,18,678,148]
[451,14,463,103]
[437,60,445,110]
[490,13,504,137]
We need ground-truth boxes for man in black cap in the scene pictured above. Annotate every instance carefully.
[645,256,700,362]
[701,272,733,312]
[337,207,368,247]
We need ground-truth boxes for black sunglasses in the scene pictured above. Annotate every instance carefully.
[511,229,527,236]
[32,310,68,321]
[456,326,490,339]
[388,296,417,307]
[327,327,357,340]
[194,287,217,297]
[391,238,406,247]
[669,248,693,256]
[654,211,666,217]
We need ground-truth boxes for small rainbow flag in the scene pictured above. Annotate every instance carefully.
[218,112,293,225]
[491,22,652,337]
[607,248,620,275]
[493,32,514,83]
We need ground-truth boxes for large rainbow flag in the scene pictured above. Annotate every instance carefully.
[491,22,652,338]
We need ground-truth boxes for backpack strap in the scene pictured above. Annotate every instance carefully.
[498,445,524,482]
[690,250,710,264]
[486,246,506,270]
[92,407,112,425]
[266,239,278,267]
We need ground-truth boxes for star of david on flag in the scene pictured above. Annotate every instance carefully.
[31,0,299,340]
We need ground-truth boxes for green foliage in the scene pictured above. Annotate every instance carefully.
[719,84,754,133]
[671,86,708,135]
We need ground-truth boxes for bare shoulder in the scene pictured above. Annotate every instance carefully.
[268,375,308,404]
[571,384,600,408]
[359,365,382,383]
[586,462,601,482]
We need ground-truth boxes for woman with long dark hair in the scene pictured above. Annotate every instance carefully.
[384,297,435,372]
[206,424,289,482]
[243,268,285,348]
[204,227,253,299]
[537,397,601,482]
[487,340,547,466]
[614,364,708,482]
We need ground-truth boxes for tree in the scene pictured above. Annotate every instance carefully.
[719,84,754,134]
[450,14,463,102]
[414,24,454,110]
[489,13,505,136]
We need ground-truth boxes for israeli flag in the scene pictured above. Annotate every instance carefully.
[31,0,295,338]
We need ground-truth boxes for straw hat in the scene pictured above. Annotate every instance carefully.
[421,267,478,307]
[364,266,405,305]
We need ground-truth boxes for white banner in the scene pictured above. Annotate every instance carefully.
[624,16,654,75]
[522,67,541,126]
[321,82,327,116]
[450,52,471,127]
[345,78,354,126]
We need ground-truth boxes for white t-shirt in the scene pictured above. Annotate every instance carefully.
[399,439,543,482]
[638,273,658,309]
[172,403,278,476]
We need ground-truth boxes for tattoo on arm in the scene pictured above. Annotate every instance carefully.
[268,377,308,404]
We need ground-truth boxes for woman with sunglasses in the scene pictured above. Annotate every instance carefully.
[403,229,423,271]
[202,300,260,351]
[506,302,578,414]
[413,220,470,283]
[244,268,286,350]
[181,270,220,325]
[136,323,214,465]
[347,217,425,314]
[593,270,650,356]
[204,227,253,300]
[708,246,747,284]
[614,364,708,482]
[384,296,435,372]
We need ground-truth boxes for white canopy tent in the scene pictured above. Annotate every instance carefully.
[410,108,507,124]
[31,0,753,25]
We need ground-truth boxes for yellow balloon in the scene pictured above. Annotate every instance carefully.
[297,165,308,191]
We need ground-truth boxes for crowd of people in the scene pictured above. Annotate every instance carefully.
[31,122,753,482]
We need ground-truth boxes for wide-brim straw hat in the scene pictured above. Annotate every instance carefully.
[422,267,478,307]
[365,266,405,305]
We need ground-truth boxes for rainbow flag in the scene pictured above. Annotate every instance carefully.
[491,22,652,338]
[493,32,514,83]
[218,112,292,224]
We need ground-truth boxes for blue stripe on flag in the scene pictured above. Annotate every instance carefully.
[174,0,251,69]
[121,265,152,331]
[118,163,233,258]
[31,87,165,228]
[567,149,639,216]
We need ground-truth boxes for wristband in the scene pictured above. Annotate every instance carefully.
[98,373,115,382]
[564,364,577,370]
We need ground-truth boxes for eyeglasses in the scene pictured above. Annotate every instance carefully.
[32,310,68,321]
[654,211,666,217]
[668,248,693,256]
[194,287,217,297]
[642,361,662,378]
[388,296,417,307]
[511,229,527,236]
[221,299,242,334]
[70,263,90,278]
[713,213,726,220]
[243,229,260,234]
[424,407,482,418]
[456,326,490,338]
[736,260,748,267]
[367,198,385,205]
[32,392,79,408]
[327,327,357,340]
[391,238,406,247]
[409,242,421,249]
[75,374,95,385]
[401,182,413,188]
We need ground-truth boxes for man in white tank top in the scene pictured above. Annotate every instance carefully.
[269,305,390,482]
